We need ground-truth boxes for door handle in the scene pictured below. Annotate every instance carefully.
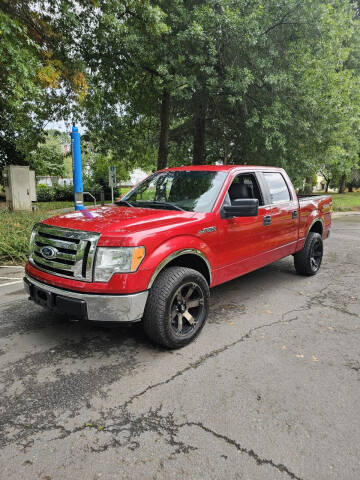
[263,215,271,226]
[292,210,298,219]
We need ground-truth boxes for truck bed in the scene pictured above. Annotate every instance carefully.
[297,194,332,245]
[298,194,331,201]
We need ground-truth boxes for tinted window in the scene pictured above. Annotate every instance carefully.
[263,172,290,203]
[228,174,263,206]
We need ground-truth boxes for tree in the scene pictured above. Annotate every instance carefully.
[74,0,360,182]
[29,131,66,177]
[0,1,88,170]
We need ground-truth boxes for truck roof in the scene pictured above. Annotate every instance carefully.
[160,165,284,172]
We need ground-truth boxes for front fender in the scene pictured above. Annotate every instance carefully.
[141,235,212,288]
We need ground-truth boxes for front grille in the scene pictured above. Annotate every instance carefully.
[29,224,100,282]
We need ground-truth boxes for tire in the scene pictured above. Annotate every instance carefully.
[143,266,210,349]
[294,232,323,276]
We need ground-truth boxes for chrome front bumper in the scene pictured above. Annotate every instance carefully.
[24,274,148,322]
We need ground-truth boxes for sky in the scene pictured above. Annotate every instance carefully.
[45,120,86,134]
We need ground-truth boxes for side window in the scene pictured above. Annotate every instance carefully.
[263,172,291,204]
[227,173,263,206]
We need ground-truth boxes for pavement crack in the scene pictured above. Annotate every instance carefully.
[2,307,305,449]
[123,314,301,410]
[183,421,304,480]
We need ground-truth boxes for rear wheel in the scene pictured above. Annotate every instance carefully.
[294,232,323,276]
[143,266,209,349]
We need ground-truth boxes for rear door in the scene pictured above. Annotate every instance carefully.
[261,171,299,257]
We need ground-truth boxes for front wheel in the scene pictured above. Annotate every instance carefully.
[143,266,210,349]
[294,232,323,276]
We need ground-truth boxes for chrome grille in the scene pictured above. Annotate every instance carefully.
[29,223,100,282]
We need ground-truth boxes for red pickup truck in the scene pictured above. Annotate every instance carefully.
[25,166,332,348]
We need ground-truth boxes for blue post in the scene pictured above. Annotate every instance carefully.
[71,125,84,210]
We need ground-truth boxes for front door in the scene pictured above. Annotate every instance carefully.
[216,172,274,284]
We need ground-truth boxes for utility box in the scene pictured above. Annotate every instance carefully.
[29,169,37,202]
[3,165,36,211]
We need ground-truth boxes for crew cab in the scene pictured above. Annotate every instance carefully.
[24,166,332,348]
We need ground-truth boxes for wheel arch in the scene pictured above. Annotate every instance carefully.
[307,217,324,237]
[148,249,212,288]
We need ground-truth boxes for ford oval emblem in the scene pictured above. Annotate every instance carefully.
[41,246,57,259]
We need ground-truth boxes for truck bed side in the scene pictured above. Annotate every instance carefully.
[297,194,332,250]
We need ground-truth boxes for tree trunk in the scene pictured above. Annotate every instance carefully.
[339,174,346,193]
[348,183,353,192]
[192,93,207,165]
[157,88,170,171]
[325,181,329,193]
[303,176,313,195]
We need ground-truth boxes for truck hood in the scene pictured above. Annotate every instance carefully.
[42,205,197,235]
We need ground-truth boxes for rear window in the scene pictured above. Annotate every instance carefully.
[263,172,291,204]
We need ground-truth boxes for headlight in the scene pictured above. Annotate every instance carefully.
[94,246,145,282]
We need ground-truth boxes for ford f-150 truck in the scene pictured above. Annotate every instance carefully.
[24,166,332,348]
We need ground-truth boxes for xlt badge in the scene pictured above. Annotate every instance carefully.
[198,226,217,234]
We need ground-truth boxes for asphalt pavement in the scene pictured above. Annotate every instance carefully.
[0,215,359,480]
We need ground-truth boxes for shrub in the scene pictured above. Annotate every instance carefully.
[53,184,74,201]
[36,183,120,203]
[36,184,55,202]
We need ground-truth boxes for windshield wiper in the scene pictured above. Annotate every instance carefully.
[137,201,185,212]
[115,200,135,207]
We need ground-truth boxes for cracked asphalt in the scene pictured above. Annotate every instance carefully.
[0,215,360,480]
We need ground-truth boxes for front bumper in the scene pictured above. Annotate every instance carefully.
[24,274,148,322]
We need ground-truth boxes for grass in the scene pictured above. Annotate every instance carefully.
[330,192,360,212]
[0,208,55,264]
[0,201,99,264]
[36,201,93,211]
[0,194,130,265]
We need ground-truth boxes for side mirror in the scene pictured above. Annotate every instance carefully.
[221,198,259,218]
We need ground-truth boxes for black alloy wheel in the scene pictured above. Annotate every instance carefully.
[170,282,205,337]
[143,266,210,348]
[294,231,323,276]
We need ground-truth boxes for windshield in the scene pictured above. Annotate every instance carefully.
[121,170,227,212]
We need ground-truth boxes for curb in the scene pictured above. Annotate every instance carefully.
[332,211,360,217]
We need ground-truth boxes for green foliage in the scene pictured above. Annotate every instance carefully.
[36,184,74,202]
[0,10,44,167]
[36,182,119,203]
[29,131,65,176]
[0,2,88,169]
[36,185,55,202]
[0,208,55,264]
